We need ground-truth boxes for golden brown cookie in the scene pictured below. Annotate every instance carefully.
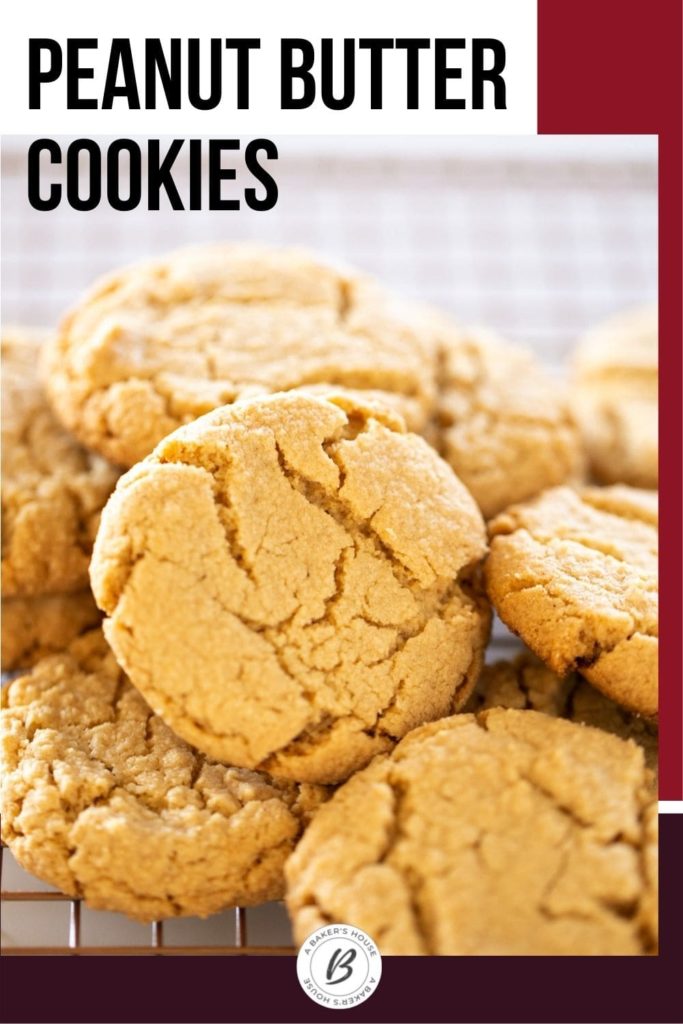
[467,653,658,784]
[1,590,101,671]
[43,244,438,468]
[90,389,490,785]
[485,486,658,717]
[285,708,657,955]
[574,306,658,488]
[41,242,583,517]
[2,328,120,597]
[434,323,582,518]
[0,629,328,921]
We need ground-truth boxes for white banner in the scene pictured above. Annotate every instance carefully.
[0,0,537,135]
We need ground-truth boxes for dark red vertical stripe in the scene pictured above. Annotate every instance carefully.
[538,0,677,131]
[538,0,682,799]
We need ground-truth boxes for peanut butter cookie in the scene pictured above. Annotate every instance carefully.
[2,590,101,671]
[574,306,658,488]
[41,243,582,517]
[90,389,490,784]
[434,323,582,518]
[485,486,658,717]
[285,708,657,955]
[0,630,327,921]
[2,328,120,597]
[43,245,438,468]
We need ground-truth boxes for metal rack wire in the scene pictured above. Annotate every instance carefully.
[0,138,657,955]
[1,842,295,956]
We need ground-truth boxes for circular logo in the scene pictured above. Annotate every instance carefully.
[296,924,382,1010]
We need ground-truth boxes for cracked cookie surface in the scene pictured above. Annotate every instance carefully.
[485,486,658,717]
[2,590,101,671]
[2,328,120,597]
[285,707,657,955]
[0,629,328,921]
[90,389,490,784]
[42,242,582,515]
[573,306,658,488]
[466,653,658,788]
[433,323,582,518]
[43,244,438,468]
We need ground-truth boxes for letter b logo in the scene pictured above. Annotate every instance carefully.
[326,947,357,984]
[297,925,382,1007]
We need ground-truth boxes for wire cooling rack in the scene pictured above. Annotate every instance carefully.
[0,840,295,956]
[1,136,657,364]
[0,137,657,955]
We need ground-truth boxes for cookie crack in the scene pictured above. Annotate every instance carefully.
[574,624,656,673]
[374,589,486,740]
[516,764,652,941]
[260,575,485,763]
[474,749,651,944]
[116,548,325,752]
[300,544,353,631]
[493,569,656,671]
[378,774,433,954]
[336,278,353,324]
[211,482,259,586]
[272,438,416,593]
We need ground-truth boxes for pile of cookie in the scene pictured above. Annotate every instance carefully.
[1,245,658,955]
